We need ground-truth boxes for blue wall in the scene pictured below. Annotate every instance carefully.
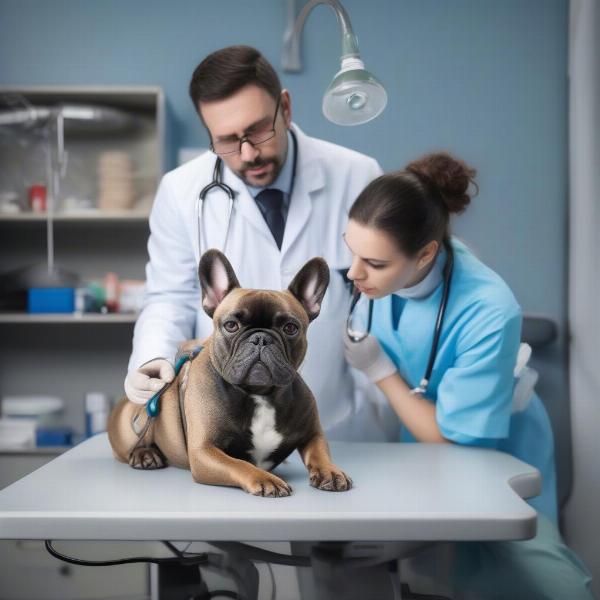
[0,0,568,311]
[0,0,571,497]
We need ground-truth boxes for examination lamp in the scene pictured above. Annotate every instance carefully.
[283,0,387,126]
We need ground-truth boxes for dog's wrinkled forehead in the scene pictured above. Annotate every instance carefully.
[213,289,309,327]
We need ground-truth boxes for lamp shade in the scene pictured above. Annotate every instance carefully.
[322,60,387,126]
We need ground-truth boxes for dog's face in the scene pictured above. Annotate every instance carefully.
[198,250,330,390]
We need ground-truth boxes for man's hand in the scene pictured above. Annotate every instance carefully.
[124,358,175,405]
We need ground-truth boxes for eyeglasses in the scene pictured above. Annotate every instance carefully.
[210,96,281,156]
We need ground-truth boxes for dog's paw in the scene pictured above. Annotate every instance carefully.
[244,473,292,498]
[309,464,353,492]
[129,446,167,470]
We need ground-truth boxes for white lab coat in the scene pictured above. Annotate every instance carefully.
[129,123,393,440]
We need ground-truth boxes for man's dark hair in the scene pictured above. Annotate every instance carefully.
[189,45,281,113]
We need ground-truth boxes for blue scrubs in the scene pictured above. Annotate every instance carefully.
[369,237,558,524]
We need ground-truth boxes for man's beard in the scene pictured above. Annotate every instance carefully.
[237,156,283,187]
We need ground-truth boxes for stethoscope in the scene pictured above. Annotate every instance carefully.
[346,239,455,395]
[197,129,299,254]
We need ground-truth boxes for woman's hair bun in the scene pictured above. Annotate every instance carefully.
[405,152,478,214]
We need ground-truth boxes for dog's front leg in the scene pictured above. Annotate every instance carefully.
[189,445,293,498]
[298,435,353,492]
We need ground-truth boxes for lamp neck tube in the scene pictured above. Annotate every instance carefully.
[293,0,360,60]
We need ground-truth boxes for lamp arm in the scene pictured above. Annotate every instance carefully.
[283,0,360,73]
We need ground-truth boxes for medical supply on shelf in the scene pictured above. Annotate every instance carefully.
[35,426,73,447]
[0,396,66,449]
[85,392,110,437]
[104,272,119,313]
[97,151,135,210]
[28,183,47,212]
[2,395,65,428]
[0,395,71,449]
[0,418,36,450]
[27,287,75,313]
[0,191,21,214]
[118,279,145,313]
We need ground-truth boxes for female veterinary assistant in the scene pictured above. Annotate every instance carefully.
[343,152,557,522]
[343,154,595,600]
[345,153,593,600]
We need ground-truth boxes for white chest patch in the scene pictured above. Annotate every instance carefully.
[249,395,283,471]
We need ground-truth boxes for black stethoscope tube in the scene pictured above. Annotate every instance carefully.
[197,129,299,250]
[347,239,454,396]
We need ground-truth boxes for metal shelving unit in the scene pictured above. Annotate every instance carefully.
[0,84,165,600]
[0,313,138,324]
[0,211,150,222]
[0,85,165,435]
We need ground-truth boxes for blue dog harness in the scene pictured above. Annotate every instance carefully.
[146,345,204,418]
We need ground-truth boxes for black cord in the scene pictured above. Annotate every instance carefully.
[44,539,303,600]
[44,540,209,567]
[42,541,251,599]
[191,592,239,600]
[208,541,311,567]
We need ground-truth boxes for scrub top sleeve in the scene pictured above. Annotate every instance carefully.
[128,176,199,371]
[435,311,522,445]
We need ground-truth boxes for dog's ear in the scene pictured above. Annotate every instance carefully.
[198,249,241,318]
[287,257,330,321]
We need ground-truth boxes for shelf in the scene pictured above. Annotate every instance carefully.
[0,446,72,456]
[0,313,138,324]
[0,211,150,223]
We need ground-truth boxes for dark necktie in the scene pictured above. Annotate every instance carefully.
[255,188,285,249]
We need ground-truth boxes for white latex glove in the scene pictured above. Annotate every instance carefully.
[512,343,538,413]
[124,358,175,405]
[343,333,397,383]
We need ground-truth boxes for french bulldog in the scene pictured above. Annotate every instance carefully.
[108,249,352,497]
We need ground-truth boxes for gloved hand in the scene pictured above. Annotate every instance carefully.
[124,358,175,405]
[343,333,397,383]
[512,343,538,413]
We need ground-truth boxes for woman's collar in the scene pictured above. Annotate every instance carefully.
[393,245,447,300]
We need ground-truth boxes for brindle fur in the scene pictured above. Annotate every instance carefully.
[108,254,352,498]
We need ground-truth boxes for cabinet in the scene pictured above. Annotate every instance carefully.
[0,87,166,598]
[0,448,149,599]
[0,85,167,433]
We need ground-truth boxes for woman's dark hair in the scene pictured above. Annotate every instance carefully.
[189,45,281,112]
[349,152,478,257]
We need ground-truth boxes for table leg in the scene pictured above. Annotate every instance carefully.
[152,561,209,600]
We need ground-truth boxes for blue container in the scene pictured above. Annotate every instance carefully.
[36,426,73,447]
[28,287,75,313]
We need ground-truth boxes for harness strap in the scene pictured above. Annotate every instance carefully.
[178,362,190,451]
[146,345,203,417]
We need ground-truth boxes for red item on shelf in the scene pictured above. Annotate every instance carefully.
[28,184,47,213]
[104,272,120,313]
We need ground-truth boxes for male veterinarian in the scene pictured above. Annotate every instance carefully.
[124,45,385,440]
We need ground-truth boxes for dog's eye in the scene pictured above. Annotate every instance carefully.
[283,322,299,336]
[224,320,239,333]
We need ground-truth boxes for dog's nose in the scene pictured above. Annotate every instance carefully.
[249,331,274,347]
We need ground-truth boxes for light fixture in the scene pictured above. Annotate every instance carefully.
[283,0,387,126]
